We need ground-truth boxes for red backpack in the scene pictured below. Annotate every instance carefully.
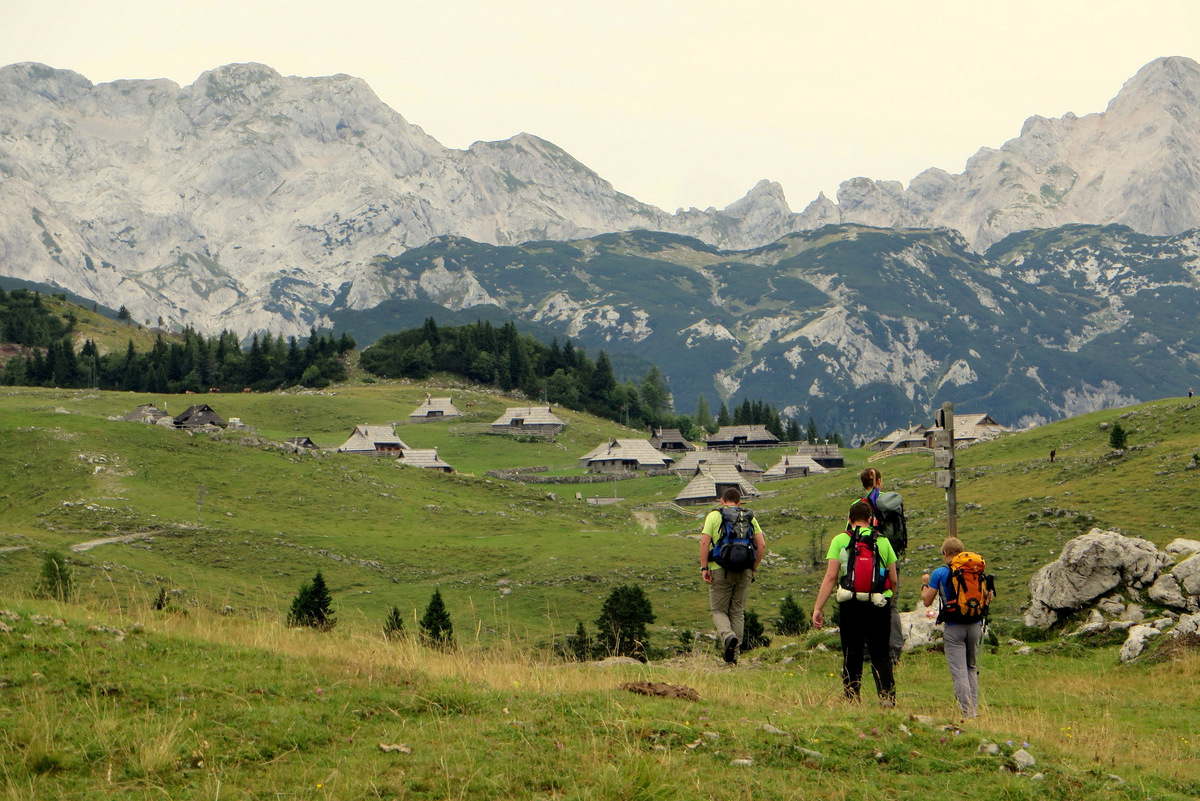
[839,527,887,597]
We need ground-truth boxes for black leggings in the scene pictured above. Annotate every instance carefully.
[838,600,896,702]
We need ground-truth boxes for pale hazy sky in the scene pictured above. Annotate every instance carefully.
[4,1,1198,213]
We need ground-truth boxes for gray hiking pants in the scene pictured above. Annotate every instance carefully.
[709,567,753,646]
[943,621,982,717]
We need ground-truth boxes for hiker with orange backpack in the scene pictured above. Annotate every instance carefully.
[812,500,899,706]
[920,537,995,719]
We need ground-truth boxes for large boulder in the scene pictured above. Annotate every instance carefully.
[900,603,941,650]
[1024,529,1170,628]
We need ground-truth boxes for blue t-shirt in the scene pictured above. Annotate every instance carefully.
[928,565,971,625]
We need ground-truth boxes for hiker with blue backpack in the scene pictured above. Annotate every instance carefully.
[920,537,995,719]
[700,487,766,664]
[812,500,899,706]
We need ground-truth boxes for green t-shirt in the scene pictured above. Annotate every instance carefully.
[826,527,897,597]
[703,506,764,544]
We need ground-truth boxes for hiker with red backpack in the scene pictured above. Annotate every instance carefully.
[856,467,907,666]
[700,487,766,664]
[920,537,996,719]
[812,500,899,706]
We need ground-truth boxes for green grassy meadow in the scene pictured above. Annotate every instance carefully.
[2,383,1200,798]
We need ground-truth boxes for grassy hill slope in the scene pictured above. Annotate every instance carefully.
[2,384,1200,798]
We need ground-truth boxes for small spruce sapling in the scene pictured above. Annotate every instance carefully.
[570,620,592,661]
[287,571,336,629]
[1109,422,1128,450]
[34,550,72,601]
[419,589,455,649]
[775,593,809,636]
[741,608,771,651]
[595,584,655,661]
[383,606,405,640]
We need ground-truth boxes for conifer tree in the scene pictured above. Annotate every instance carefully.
[383,606,405,640]
[595,584,655,661]
[34,550,72,601]
[570,620,592,662]
[419,588,455,649]
[1109,422,1128,450]
[741,609,771,651]
[287,571,336,630]
[775,593,809,636]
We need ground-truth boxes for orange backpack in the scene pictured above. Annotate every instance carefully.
[937,551,990,624]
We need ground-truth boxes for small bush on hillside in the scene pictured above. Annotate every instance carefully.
[419,589,455,649]
[34,551,72,601]
[287,571,336,630]
[1109,422,1128,450]
[595,584,655,661]
[775,593,809,636]
[383,606,405,640]
[741,609,771,651]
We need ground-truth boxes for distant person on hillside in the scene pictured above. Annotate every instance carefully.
[1050,449,1056,463]
[700,487,766,665]
[1190,388,1194,399]
[812,501,898,705]
[854,467,906,665]
[921,537,995,720]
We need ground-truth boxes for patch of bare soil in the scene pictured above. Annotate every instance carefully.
[621,681,700,701]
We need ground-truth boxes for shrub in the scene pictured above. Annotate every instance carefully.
[287,571,336,629]
[741,609,771,651]
[419,589,455,649]
[595,584,655,661]
[775,593,809,636]
[1109,422,1128,450]
[34,551,72,601]
[383,606,405,640]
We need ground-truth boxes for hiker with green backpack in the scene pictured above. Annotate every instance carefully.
[700,487,766,664]
[812,500,898,706]
[920,537,995,720]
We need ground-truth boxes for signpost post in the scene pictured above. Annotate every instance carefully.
[934,402,957,538]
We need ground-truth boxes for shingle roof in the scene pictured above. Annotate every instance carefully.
[491,406,566,426]
[409,396,462,420]
[673,466,760,504]
[336,424,410,452]
[670,450,763,475]
[763,454,828,478]
[705,425,779,445]
[396,448,454,471]
[578,439,671,469]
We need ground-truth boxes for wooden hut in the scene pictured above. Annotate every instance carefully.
[408,395,463,422]
[578,439,671,473]
[490,406,565,437]
[704,425,779,449]
[336,424,409,454]
[396,448,454,473]
[174,404,226,429]
[673,466,760,506]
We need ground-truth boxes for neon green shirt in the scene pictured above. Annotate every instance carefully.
[826,527,897,597]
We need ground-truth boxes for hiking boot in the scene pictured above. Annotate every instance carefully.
[723,636,739,664]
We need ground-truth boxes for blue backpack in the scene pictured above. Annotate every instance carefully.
[711,507,757,571]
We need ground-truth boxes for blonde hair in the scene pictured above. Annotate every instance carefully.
[941,537,964,557]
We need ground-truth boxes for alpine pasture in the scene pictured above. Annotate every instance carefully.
[1,383,1198,800]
